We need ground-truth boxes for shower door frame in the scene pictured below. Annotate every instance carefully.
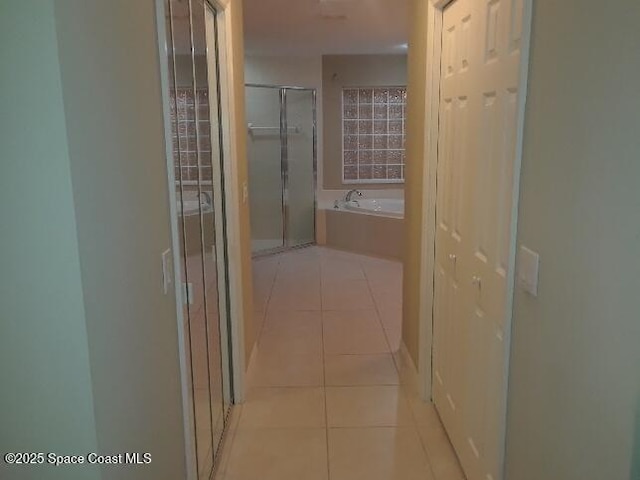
[246,84,318,257]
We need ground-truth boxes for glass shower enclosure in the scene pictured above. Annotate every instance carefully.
[245,85,317,255]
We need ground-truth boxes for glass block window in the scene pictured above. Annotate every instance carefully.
[169,87,213,183]
[342,87,406,183]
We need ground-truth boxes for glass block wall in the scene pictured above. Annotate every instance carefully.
[169,87,213,182]
[342,87,407,183]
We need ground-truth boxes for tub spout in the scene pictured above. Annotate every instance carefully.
[345,189,363,202]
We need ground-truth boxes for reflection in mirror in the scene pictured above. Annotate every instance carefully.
[190,0,228,458]
[165,0,231,478]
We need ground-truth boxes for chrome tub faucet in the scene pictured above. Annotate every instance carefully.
[345,189,363,202]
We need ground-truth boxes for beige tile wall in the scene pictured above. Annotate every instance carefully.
[324,210,404,260]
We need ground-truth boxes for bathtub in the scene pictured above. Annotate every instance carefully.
[177,199,212,217]
[320,197,405,260]
[178,189,215,255]
[342,198,404,218]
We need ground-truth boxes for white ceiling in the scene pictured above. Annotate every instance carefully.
[243,0,409,55]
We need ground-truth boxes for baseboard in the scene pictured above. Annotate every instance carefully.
[401,341,418,372]
[235,342,258,405]
[394,340,421,394]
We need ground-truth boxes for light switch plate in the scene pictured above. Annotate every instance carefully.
[518,245,540,296]
[161,248,173,295]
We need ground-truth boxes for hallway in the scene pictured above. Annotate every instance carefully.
[214,247,465,480]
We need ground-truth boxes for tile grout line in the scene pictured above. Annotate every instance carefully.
[212,405,242,479]
[415,425,442,480]
[359,259,399,368]
[318,250,332,480]
[323,256,402,389]
[360,255,442,479]
[224,425,423,432]
[245,249,446,479]
[237,256,282,443]
[256,255,283,344]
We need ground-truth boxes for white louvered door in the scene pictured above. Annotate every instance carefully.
[432,1,526,479]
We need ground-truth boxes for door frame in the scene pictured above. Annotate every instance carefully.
[206,0,247,405]
[417,0,533,472]
[154,0,246,478]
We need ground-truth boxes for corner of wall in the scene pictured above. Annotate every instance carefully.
[402,0,430,368]
[228,0,256,368]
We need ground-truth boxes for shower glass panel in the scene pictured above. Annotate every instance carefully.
[246,85,316,255]
[285,89,316,247]
[165,1,231,478]
[246,87,285,253]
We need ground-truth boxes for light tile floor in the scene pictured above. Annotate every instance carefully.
[215,247,465,480]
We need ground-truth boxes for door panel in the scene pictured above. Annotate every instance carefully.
[166,0,213,473]
[166,1,232,478]
[203,1,233,452]
[433,1,526,479]
[246,87,285,254]
[285,89,316,248]
[191,0,227,459]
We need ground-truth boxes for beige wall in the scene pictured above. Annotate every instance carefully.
[322,54,408,190]
[0,4,101,479]
[326,211,404,260]
[227,0,256,368]
[53,1,187,478]
[245,55,322,88]
[1,1,195,479]
[402,0,429,367]
[505,2,640,479]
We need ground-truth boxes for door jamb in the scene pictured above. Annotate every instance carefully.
[417,0,534,475]
[206,0,247,405]
[416,0,451,403]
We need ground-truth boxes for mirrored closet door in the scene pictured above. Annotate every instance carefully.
[165,1,232,478]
